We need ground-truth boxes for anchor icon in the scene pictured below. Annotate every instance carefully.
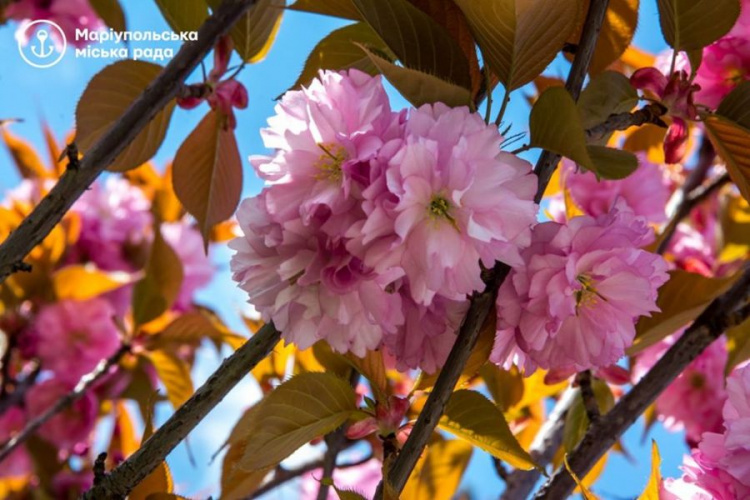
[30,29,54,58]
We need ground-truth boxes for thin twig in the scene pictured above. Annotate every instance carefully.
[500,388,577,500]
[82,324,281,499]
[376,2,612,498]
[0,344,130,463]
[0,0,261,282]
[0,364,39,418]
[535,264,750,499]
[657,172,730,255]
[494,87,511,126]
[584,103,667,142]
[493,457,508,481]
[315,371,359,500]
[575,371,599,423]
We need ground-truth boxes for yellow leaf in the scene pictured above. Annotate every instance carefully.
[564,455,599,500]
[620,45,656,70]
[719,194,750,262]
[173,110,243,245]
[148,311,227,350]
[622,123,667,163]
[132,226,184,326]
[656,0,739,51]
[76,61,176,172]
[221,420,271,500]
[52,264,130,301]
[154,0,208,32]
[454,0,581,90]
[130,461,174,500]
[726,317,750,375]
[108,402,140,460]
[210,219,238,243]
[345,349,389,401]
[145,350,194,410]
[402,439,473,500]
[251,341,295,389]
[629,270,739,355]
[438,390,536,470]
[208,0,284,63]
[239,372,357,471]
[480,364,524,411]
[638,440,662,500]
[2,127,50,179]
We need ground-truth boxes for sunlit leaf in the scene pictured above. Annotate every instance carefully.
[154,0,208,32]
[564,455,599,500]
[726,317,750,375]
[656,0,740,51]
[345,350,389,401]
[173,110,243,245]
[290,22,391,91]
[719,195,750,262]
[1,127,50,179]
[563,381,614,452]
[207,0,284,62]
[454,0,581,90]
[239,372,357,471]
[221,412,271,500]
[480,364,524,412]
[629,270,739,355]
[622,123,667,163]
[132,227,184,326]
[52,264,130,301]
[638,440,662,500]
[360,46,472,108]
[288,0,361,20]
[147,311,227,350]
[76,60,175,172]
[130,461,173,500]
[352,0,472,90]
[89,0,127,32]
[577,71,638,130]
[707,83,750,203]
[438,390,536,470]
[402,438,473,500]
[145,350,194,410]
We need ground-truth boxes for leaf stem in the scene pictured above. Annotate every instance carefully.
[494,86,511,126]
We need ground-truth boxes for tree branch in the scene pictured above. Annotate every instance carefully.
[534,263,750,499]
[377,2,611,497]
[82,324,280,499]
[500,388,577,500]
[0,344,129,463]
[584,103,667,143]
[0,0,260,282]
[575,371,600,423]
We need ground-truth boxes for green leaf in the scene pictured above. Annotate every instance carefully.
[717,81,750,128]
[207,0,284,62]
[145,349,194,410]
[132,226,184,326]
[705,116,750,204]
[352,0,471,90]
[638,441,662,500]
[402,438,473,500]
[629,270,739,355]
[332,487,368,500]
[563,381,614,452]
[173,110,243,246]
[291,22,391,91]
[154,0,208,33]
[656,0,740,51]
[438,390,536,470]
[76,60,175,172]
[726,317,750,375]
[89,0,127,32]
[479,364,524,412]
[239,373,358,471]
[360,46,472,108]
[288,0,361,20]
[577,71,638,130]
[453,0,581,90]
[530,87,638,179]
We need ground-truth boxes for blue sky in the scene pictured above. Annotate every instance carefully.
[0,1,690,498]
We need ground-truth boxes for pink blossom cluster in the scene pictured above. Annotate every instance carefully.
[231,69,538,371]
[633,332,729,446]
[661,364,750,499]
[492,205,669,375]
[6,0,104,48]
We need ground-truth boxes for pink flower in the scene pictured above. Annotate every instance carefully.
[728,0,750,41]
[630,68,699,163]
[694,37,750,109]
[633,333,728,445]
[162,222,214,310]
[667,223,717,277]
[712,364,750,486]
[382,287,467,373]
[492,206,669,374]
[346,395,410,440]
[177,36,248,130]
[72,177,152,272]
[555,156,670,223]
[661,447,748,500]
[251,69,403,227]
[26,379,98,451]
[32,298,120,384]
[7,0,104,48]
[362,103,537,305]
[0,407,31,478]
[300,457,381,500]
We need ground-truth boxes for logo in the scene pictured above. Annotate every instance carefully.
[18,20,67,68]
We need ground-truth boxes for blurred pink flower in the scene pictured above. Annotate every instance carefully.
[661,447,748,500]
[556,157,669,223]
[33,298,120,384]
[72,177,152,272]
[492,206,669,374]
[694,37,750,109]
[26,379,98,451]
[630,68,699,163]
[367,103,537,305]
[0,407,31,478]
[728,0,750,40]
[162,222,214,310]
[711,364,750,486]
[7,0,104,48]
[300,458,381,500]
[633,333,728,445]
